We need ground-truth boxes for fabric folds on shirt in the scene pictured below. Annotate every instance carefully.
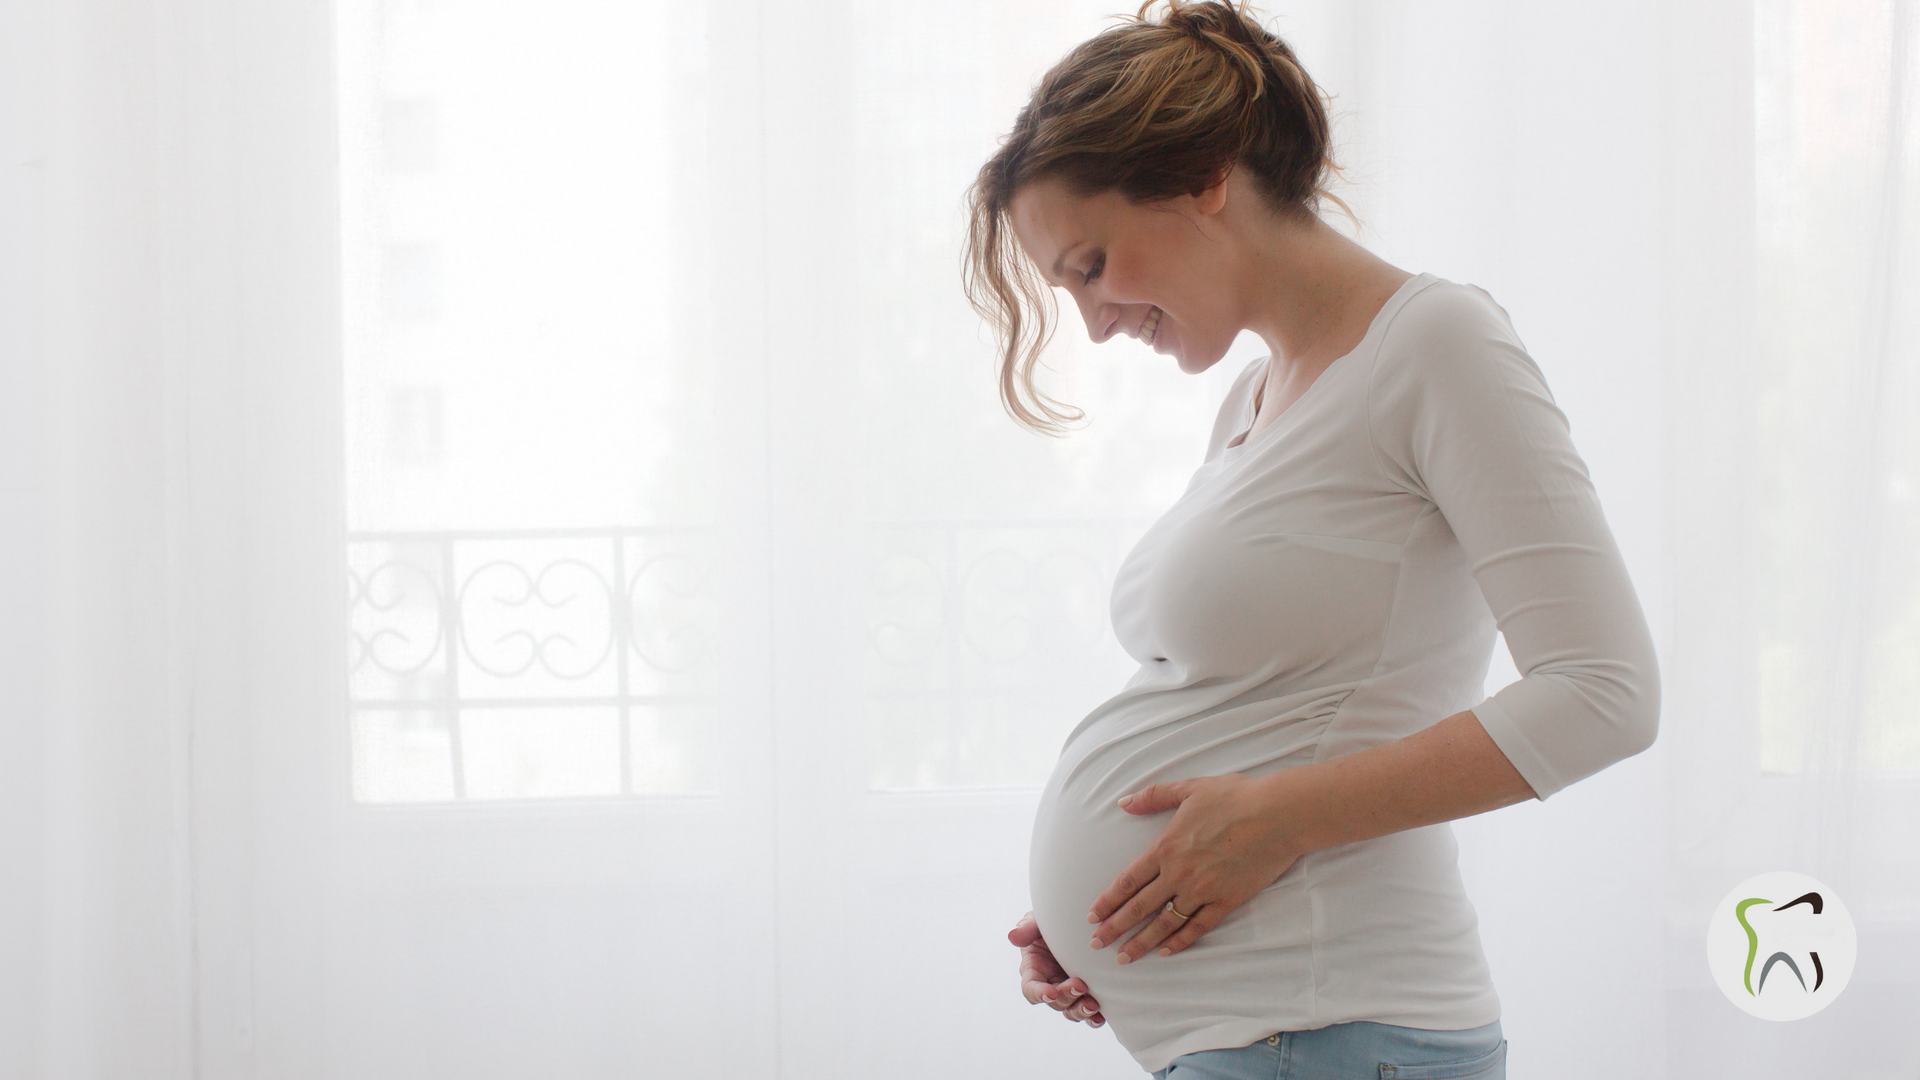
[1025,272,1659,1074]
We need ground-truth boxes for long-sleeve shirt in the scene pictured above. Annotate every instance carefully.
[1026,271,1660,1074]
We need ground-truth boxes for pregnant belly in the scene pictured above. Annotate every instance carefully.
[1024,675,1500,1057]
[1023,678,1367,1047]
[1026,741,1322,1035]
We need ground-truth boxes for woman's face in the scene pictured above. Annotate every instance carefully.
[1007,174,1242,375]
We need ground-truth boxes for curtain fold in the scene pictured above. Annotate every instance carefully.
[3,1,1915,1078]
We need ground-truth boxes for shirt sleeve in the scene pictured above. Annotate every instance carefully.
[1365,281,1660,801]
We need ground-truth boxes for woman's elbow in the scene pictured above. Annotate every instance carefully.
[1612,654,1662,760]
[1559,655,1660,765]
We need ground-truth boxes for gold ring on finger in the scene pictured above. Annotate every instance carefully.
[1165,900,1193,920]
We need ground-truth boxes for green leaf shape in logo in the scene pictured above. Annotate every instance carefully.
[1736,897,1772,996]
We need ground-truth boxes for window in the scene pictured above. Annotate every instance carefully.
[336,0,1257,802]
[338,0,720,801]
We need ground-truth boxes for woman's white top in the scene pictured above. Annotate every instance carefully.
[1027,272,1660,1073]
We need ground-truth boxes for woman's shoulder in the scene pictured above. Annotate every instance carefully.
[1367,274,1559,443]
[1379,274,1523,352]
[1368,274,1539,397]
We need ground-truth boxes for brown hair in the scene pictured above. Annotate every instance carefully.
[962,0,1357,435]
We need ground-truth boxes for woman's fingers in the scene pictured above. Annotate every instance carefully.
[1023,975,1064,1006]
[1019,946,1067,996]
[1113,899,1208,964]
[1062,991,1103,1023]
[1018,938,1059,976]
[1038,977,1088,1009]
[1007,909,1040,947]
[1036,976,1113,1014]
[1088,850,1161,925]
[1009,911,1107,1021]
[1152,900,1231,958]
[1040,979,1101,1023]
[1117,779,1195,815]
[1030,975,1094,1016]
[1089,876,1175,954]
[1019,932,1077,1005]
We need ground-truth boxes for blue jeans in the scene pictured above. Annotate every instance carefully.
[1150,1019,1505,1080]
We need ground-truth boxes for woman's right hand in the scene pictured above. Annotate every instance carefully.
[1008,910,1104,1027]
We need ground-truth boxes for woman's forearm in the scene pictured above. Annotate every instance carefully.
[1259,709,1538,857]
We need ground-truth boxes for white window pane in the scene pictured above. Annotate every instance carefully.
[352,709,458,803]
[338,0,717,802]
[459,707,623,800]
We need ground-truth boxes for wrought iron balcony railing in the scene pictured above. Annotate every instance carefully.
[347,520,1147,802]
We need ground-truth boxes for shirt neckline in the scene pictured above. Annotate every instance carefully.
[1221,271,1432,454]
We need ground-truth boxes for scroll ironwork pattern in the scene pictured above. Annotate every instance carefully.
[347,528,717,802]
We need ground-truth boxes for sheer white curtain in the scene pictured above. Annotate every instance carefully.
[3,1,1915,1077]
[1662,0,1920,1070]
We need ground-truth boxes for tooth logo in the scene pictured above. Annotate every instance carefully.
[1707,871,1857,1020]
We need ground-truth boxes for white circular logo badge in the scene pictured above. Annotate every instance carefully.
[1706,871,1856,1020]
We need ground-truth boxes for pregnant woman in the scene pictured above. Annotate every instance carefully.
[963,3,1660,1078]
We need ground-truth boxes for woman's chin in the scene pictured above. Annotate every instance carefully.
[1170,337,1232,375]
[1154,334,1187,370]
[1154,325,1223,374]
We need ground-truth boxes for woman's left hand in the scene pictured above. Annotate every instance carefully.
[1088,771,1307,964]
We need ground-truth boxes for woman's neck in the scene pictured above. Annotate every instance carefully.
[1233,216,1413,433]
[1239,215,1407,371]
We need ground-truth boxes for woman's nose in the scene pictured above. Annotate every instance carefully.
[1076,295,1117,344]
